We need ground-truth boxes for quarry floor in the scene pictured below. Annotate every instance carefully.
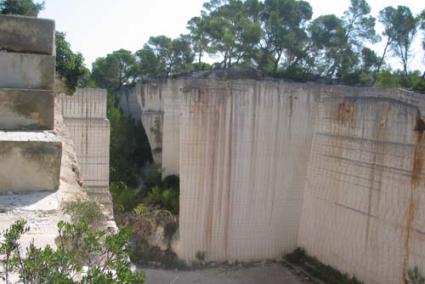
[143,262,312,284]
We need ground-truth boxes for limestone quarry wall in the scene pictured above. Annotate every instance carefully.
[298,87,425,284]
[136,79,317,260]
[177,80,316,261]
[59,89,111,206]
[132,78,425,284]
[119,83,164,165]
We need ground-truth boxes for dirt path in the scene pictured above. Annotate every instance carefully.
[143,263,312,284]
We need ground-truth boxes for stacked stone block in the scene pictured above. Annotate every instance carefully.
[0,15,61,193]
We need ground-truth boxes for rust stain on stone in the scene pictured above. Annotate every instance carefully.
[224,93,234,258]
[205,102,218,251]
[336,99,355,127]
[366,103,389,245]
[191,89,209,113]
[402,115,425,283]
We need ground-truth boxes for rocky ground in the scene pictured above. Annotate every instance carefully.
[142,262,313,284]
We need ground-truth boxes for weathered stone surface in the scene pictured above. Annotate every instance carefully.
[0,88,54,130]
[126,78,425,284]
[119,83,163,164]
[0,52,55,89]
[175,80,315,262]
[298,91,425,284]
[0,15,55,55]
[58,89,111,211]
[60,88,108,119]
[0,131,62,192]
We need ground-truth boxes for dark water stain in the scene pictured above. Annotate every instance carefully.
[402,114,425,283]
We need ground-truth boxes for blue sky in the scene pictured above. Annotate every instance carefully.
[39,0,425,71]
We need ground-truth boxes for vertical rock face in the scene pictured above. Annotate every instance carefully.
[134,79,317,260]
[119,82,164,165]
[177,80,316,260]
[130,78,425,284]
[298,88,425,284]
[0,14,61,193]
[59,89,111,209]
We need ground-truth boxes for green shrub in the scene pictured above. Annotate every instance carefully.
[110,181,141,212]
[195,251,206,262]
[376,70,401,89]
[162,175,180,192]
[0,220,144,283]
[133,203,149,216]
[138,171,180,214]
[0,0,44,16]
[64,200,106,227]
[376,70,425,93]
[145,186,179,214]
[408,267,425,284]
[143,164,163,190]
[129,205,177,240]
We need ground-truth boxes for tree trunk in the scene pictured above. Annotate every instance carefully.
[376,40,391,74]
[273,50,282,74]
[402,45,408,76]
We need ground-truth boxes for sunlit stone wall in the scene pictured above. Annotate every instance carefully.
[127,78,425,284]
[59,88,111,207]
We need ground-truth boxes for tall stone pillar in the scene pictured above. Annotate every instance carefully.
[59,89,111,210]
[0,15,62,193]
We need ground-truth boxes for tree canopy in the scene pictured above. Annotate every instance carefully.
[0,0,44,16]
[87,0,423,92]
[379,6,419,75]
[91,49,137,91]
[2,0,424,90]
[56,32,91,92]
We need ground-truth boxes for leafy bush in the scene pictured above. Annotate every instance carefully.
[133,203,149,216]
[162,175,180,193]
[145,186,179,215]
[115,204,180,268]
[0,220,144,283]
[408,267,425,284]
[64,200,106,227]
[129,205,177,241]
[0,0,44,16]
[108,92,153,188]
[143,164,163,191]
[195,251,206,262]
[376,70,425,93]
[139,172,180,214]
[110,181,141,213]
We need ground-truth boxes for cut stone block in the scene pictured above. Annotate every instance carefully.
[0,52,55,90]
[0,15,55,55]
[0,131,62,193]
[0,88,54,130]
